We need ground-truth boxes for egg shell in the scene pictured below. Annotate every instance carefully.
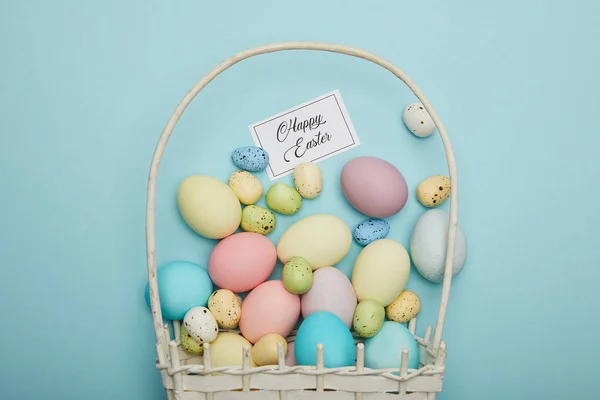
[293,162,323,199]
[403,103,436,138]
[386,290,421,323]
[251,333,288,366]
[208,289,242,329]
[295,311,356,368]
[353,218,390,246]
[364,321,419,370]
[239,280,301,343]
[266,183,302,215]
[282,256,313,294]
[241,205,276,235]
[353,299,385,338]
[208,232,277,293]
[277,214,352,270]
[301,266,357,328]
[177,175,242,239]
[340,156,408,218]
[209,332,256,369]
[228,170,263,205]
[410,209,467,283]
[144,261,214,321]
[231,146,269,172]
[180,325,204,355]
[183,306,219,344]
[351,239,410,306]
[285,342,297,366]
[416,175,450,208]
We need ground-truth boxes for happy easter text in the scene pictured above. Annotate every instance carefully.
[277,114,332,162]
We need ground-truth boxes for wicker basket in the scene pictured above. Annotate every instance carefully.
[146,42,460,400]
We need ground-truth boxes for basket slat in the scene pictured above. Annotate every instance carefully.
[176,392,429,400]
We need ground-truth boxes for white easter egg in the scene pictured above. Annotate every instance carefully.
[410,209,467,283]
[403,103,436,138]
[183,306,219,344]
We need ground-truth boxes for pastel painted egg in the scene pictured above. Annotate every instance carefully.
[410,208,467,283]
[364,321,419,370]
[352,239,410,306]
[177,174,241,239]
[208,289,242,329]
[239,280,301,343]
[403,102,436,138]
[353,299,385,338]
[277,214,352,270]
[266,183,302,215]
[285,341,297,366]
[180,325,203,355]
[241,205,276,235]
[144,261,213,321]
[301,267,357,328]
[295,311,356,368]
[293,162,323,199]
[386,290,421,323]
[353,218,390,246]
[251,333,288,366]
[416,175,451,208]
[210,332,256,368]
[282,256,313,294]
[208,232,277,292]
[183,306,218,344]
[340,156,408,218]
[228,170,263,205]
[231,146,269,172]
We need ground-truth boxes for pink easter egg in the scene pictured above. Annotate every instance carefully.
[285,341,297,366]
[340,156,408,218]
[301,266,357,328]
[239,280,301,343]
[208,232,277,293]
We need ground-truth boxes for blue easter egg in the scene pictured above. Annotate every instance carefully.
[144,261,214,321]
[353,218,390,246]
[231,146,269,172]
[295,311,356,368]
[364,321,419,370]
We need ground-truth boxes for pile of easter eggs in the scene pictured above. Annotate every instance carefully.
[144,102,467,372]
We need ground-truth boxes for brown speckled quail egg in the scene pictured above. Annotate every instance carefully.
[208,289,242,329]
[183,306,218,344]
[385,290,421,323]
[416,175,451,208]
[403,103,436,138]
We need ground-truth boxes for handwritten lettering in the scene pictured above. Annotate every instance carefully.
[277,114,327,143]
[283,131,332,162]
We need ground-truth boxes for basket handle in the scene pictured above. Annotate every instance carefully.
[146,42,459,364]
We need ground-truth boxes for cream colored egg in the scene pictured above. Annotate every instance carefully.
[416,175,450,208]
[293,162,323,199]
[228,170,263,205]
[208,289,242,329]
[251,333,288,366]
[403,103,436,137]
[210,332,256,369]
[277,214,352,270]
[177,175,242,239]
[351,239,410,306]
[385,290,421,323]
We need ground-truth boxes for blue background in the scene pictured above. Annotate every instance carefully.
[1,1,599,399]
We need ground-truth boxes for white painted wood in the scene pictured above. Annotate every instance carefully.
[174,320,181,345]
[242,345,251,391]
[277,342,288,400]
[316,345,325,392]
[243,373,317,391]
[203,343,215,400]
[408,319,416,335]
[426,394,436,400]
[176,392,206,400]
[355,344,364,400]
[170,341,184,393]
[322,375,442,393]
[399,349,409,395]
[214,392,280,400]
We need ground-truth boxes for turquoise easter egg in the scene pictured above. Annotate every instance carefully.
[364,321,419,370]
[294,311,356,368]
[231,146,269,172]
[144,261,214,321]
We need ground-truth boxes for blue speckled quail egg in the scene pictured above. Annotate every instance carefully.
[403,103,436,138]
[353,218,390,246]
[231,146,269,172]
[183,306,219,345]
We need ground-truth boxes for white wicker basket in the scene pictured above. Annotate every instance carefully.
[146,42,460,400]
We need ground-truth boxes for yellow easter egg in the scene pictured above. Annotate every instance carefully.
[210,332,256,368]
[416,175,451,208]
[385,290,421,323]
[208,289,242,329]
[251,333,288,366]
[177,175,242,239]
[351,239,410,306]
[228,170,263,205]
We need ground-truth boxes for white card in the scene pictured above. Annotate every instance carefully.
[249,90,361,181]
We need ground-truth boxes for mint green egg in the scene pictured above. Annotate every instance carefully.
[266,183,302,215]
[282,256,313,294]
[353,299,385,338]
[241,205,276,235]
[181,325,204,355]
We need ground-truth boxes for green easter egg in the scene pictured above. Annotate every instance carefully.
[181,325,204,355]
[282,256,313,294]
[241,205,276,235]
[266,183,302,215]
[353,299,385,338]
